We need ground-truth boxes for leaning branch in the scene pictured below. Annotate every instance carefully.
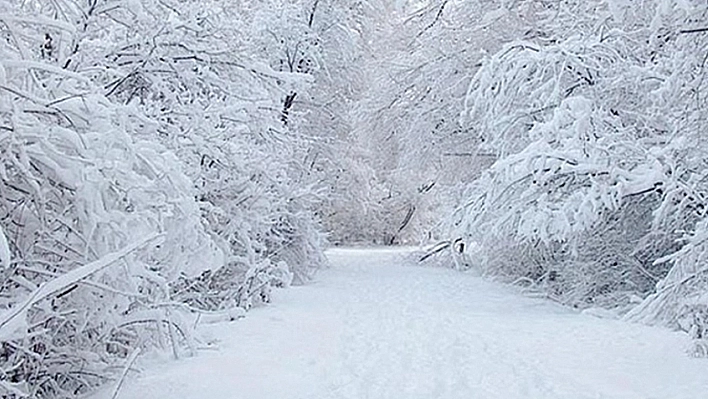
[0,233,163,339]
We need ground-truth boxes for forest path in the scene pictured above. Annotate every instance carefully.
[101,248,707,399]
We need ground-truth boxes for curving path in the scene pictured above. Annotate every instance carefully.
[96,248,708,399]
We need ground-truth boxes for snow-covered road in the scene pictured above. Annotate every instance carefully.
[99,248,707,399]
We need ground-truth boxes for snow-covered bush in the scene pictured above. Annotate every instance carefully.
[452,0,708,331]
[626,218,708,354]
[0,54,219,399]
[74,0,330,294]
[0,0,332,396]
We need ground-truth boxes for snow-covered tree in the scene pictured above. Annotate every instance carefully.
[0,6,221,397]
[450,0,708,339]
[0,0,336,396]
[333,0,543,244]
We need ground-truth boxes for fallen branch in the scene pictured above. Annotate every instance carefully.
[680,27,708,34]
[419,241,451,262]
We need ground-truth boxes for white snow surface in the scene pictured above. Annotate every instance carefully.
[95,248,708,399]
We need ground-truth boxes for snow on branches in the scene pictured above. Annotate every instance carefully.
[0,0,333,397]
[453,0,708,335]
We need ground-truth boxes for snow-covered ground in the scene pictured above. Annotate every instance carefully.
[93,248,708,399]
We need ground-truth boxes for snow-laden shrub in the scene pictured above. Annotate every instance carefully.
[452,0,708,322]
[0,0,331,397]
[67,0,329,301]
[0,64,221,399]
[626,218,708,356]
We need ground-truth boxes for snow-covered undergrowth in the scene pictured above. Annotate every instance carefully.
[0,1,334,397]
[447,0,708,352]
